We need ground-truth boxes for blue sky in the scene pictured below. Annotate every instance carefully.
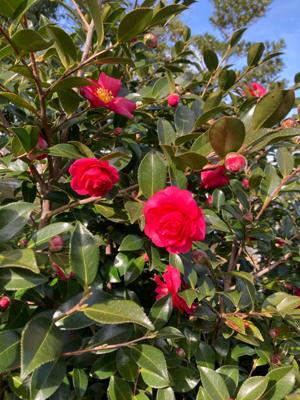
[181,0,300,84]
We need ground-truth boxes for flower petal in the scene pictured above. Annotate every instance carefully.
[98,72,121,96]
[109,97,136,119]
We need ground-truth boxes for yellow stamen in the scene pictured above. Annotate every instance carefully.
[96,87,114,104]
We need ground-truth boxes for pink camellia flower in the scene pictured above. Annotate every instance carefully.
[242,178,250,190]
[48,235,64,252]
[245,82,266,97]
[28,135,48,160]
[80,72,136,119]
[200,164,229,190]
[69,158,119,197]
[224,153,247,173]
[143,186,206,254]
[167,93,180,107]
[0,296,11,310]
[154,265,196,314]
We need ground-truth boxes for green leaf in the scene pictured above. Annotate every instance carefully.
[203,49,218,72]
[252,90,295,130]
[119,235,144,252]
[95,203,128,223]
[217,365,239,396]
[247,42,265,66]
[194,105,231,128]
[46,26,77,68]
[12,29,52,52]
[73,368,88,398]
[209,117,246,157]
[150,4,187,26]
[0,92,36,113]
[199,367,230,400]
[157,119,176,145]
[83,299,154,330]
[58,89,81,115]
[0,331,20,373]
[108,376,132,400]
[170,366,200,393]
[48,143,84,159]
[118,8,153,43]
[29,222,73,248]
[237,376,269,400]
[175,105,195,135]
[0,268,47,290]
[0,202,35,243]
[21,314,63,378]
[218,69,236,91]
[195,342,215,369]
[138,150,167,199]
[156,388,176,400]
[51,77,92,93]
[276,148,294,177]
[125,201,144,224]
[116,349,139,382]
[150,295,173,329]
[30,360,66,400]
[260,165,281,200]
[92,353,117,379]
[152,77,170,99]
[12,126,39,152]
[0,249,39,273]
[229,28,247,47]
[205,209,230,233]
[0,0,23,17]
[86,0,104,46]
[262,366,296,400]
[130,344,169,388]
[70,222,99,289]
[173,152,207,171]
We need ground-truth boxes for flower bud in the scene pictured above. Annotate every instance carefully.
[28,135,48,161]
[243,212,253,222]
[175,348,186,358]
[0,296,11,310]
[51,262,67,280]
[18,238,28,248]
[192,249,208,264]
[281,118,298,129]
[143,253,149,262]
[143,33,158,49]
[167,93,180,107]
[207,194,213,206]
[48,236,64,252]
[269,328,280,338]
[242,178,249,190]
[114,127,122,135]
[244,321,250,329]
[275,238,286,248]
[207,119,216,126]
[224,153,247,173]
[294,288,300,297]
[270,353,281,365]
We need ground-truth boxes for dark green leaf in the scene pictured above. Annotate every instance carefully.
[276,148,294,177]
[0,249,39,273]
[209,117,245,157]
[73,368,88,398]
[150,5,187,27]
[138,150,167,199]
[46,26,77,68]
[156,387,176,400]
[119,235,144,252]
[175,105,195,135]
[0,268,47,290]
[0,331,20,373]
[157,118,176,145]
[29,222,73,248]
[48,143,84,159]
[0,202,35,243]
[0,92,37,113]
[237,376,269,400]
[150,295,172,329]
[247,42,265,66]
[30,360,66,400]
[203,49,218,72]
[86,0,104,46]
[199,367,230,400]
[125,201,144,224]
[108,376,132,400]
[118,8,153,43]
[12,29,51,52]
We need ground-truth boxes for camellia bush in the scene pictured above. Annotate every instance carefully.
[1,0,300,399]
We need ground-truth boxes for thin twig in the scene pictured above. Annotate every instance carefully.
[255,253,291,278]
[224,239,240,291]
[70,0,89,31]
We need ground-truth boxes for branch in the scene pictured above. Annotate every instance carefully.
[70,0,89,31]
[62,333,157,357]
[79,20,95,68]
[224,238,241,291]
[255,253,291,278]
[256,166,300,220]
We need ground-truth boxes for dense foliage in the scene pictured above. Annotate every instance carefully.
[0,0,300,399]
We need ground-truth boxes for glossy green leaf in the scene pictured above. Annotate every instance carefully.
[138,150,167,199]
[87,0,104,46]
[30,360,66,400]
[46,26,77,68]
[0,0,23,17]
[0,202,35,243]
[118,8,153,43]
[119,234,144,252]
[156,387,176,400]
[170,366,200,393]
[247,42,265,66]
[150,294,172,329]
[152,77,170,99]
[83,299,154,330]
[12,29,52,52]
[252,90,295,130]
[0,249,39,273]
[92,353,117,379]
[0,331,20,373]
[229,28,247,47]
[203,49,218,72]
[276,148,294,177]
[0,91,36,113]
[0,268,47,290]
[195,342,215,369]
[262,366,296,400]
[58,89,81,115]
[260,164,281,200]
[175,105,195,135]
[21,315,63,378]
[48,143,84,159]
[209,117,246,157]
[73,368,88,398]
[125,201,144,224]
[157,118,176,145]
[108,376,132,400]
[70,222,99,289]
[116,349,139,382]
[218,69,236,91]
[29,222,73,248]
[237,376,268,400]
[199,367,230,400]
[217,365,239,396]
[50,77,92,93]
[150,4,187,26]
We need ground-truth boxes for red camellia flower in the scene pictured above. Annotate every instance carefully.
[242,178,250,190]
[69,158,119,197]
[154,265,195,314]
[80,72,136,119]
[200,164,229,190]
[224,153,247,173]
[0,296,11,310]
[144,186,206,254]
[245,82,266,97]
[167,93,180,107]
[28,135,48,160]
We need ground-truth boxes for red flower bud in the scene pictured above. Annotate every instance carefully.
[207,194,213,206]
[294,288,300,297]
[281,118,298,129]
[114,127,123,135]
[275,238,286,248]
[144,33,158,48]
[192,249,208,264]
[269,328,280,338]
[18,238,28,248]
[224,153,247,173]
[143,253,149,263]
[243,212,253,222]
[175,348,186,358]
[242,178,249,190]
[167,93,180,107]
[0,296,11,310]
[48,236,64,252]
[28,135,48,161]
[51,262,67,281]
[270,353,281,365]
[244,321,250,329]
